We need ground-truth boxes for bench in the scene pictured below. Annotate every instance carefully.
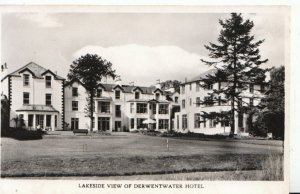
[73,129,88,135]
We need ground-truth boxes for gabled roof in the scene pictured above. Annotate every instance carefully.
[4,62,65,81]
[153,88,163,94]
[113,85,124,91]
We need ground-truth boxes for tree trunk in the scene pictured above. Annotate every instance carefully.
[90,92,94,132]
[230,39,237,138]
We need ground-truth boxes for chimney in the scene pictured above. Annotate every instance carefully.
[129,81,134,86]
[185,77,187,83]
[1,63,8,80]
[155,79,161,89]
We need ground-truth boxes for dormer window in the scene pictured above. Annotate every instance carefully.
[23,74,30,86]
[96,89,102,97]
[115,90,120,99]
[135,92,140,99]
[155,93,160,100]
[45,76,52,88]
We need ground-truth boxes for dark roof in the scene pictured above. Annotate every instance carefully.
[127,99,170,103]
[16,105,59,112]
[4,62,64,80]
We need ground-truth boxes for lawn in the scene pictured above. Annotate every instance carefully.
[1,132,283,180]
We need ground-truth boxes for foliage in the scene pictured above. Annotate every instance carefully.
[2,127,43,140]
[67,54,117,131]
[251,66,285,139]
[201,13,268,137]
[1,96,9,132]
[160,80,181,93]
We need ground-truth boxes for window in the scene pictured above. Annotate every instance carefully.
[250,98,254,107]
[189,98,192,106]
[218,96,221,106]
[177,115,179,129]
[151,104,157,114]
[72,87,78,97]
[55,115,57,127]
[28,114,33,127]
[261,85,265,92]
[130,118,135,129]
[249,84,254,93]
[23,92,30,104]
[45,94,52,106]
[155,93,160,100]
[130,103,134,113]
[218,82,221,90]
[45,76,52,88]
[182,114,187,129]
[221,119,230,127]
[175,96,178,103]
[46,115,51,127]
[209,119,216,128]
[23,74,29,86]
[135,92,140,99]
[159,119,169,129]
[115,105,121,117]
[137,118,146,129]
[99,102,110,113]
[182,85,185,94]
[190,83,192,90]
[137,103,147,113]
[115,90,120,99]
[206,84,213,90]
[96,89,102,97]
[196,82,200,92]
[72,101,78,111]
[182,100,185,109]
[203,118,206,128]
[204,96,213,106]
[158,104,169,114]
[196,97,200,107]
[194,113,201,128]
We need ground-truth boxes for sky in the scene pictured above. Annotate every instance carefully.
[1,10,287,86]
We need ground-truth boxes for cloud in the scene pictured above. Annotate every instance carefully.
[73,44,209,86]
[17,13,63,28]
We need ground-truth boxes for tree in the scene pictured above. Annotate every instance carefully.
[67,54,117,132]
[201,13,269,137]
[160,80,181,93]
[255,66,285,138]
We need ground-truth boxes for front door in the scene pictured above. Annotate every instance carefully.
[98,117,110,131]
[71,118,79,130]
[36,115,44,129]
[115,121,121,132]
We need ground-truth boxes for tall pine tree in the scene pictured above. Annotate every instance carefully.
[201,13,269,137]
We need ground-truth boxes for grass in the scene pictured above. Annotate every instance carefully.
[1,132,284,180]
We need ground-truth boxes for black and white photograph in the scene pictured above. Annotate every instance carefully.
[0,4,292,194]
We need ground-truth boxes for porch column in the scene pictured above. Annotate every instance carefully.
[51,114,55,131]
[43,114,46,130]
[33,114,36,129]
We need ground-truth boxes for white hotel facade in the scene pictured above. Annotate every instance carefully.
[173,69,268,135]
[1,62,180,132]
[1,62,266,135]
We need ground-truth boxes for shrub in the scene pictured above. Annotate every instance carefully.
[250,111,284,139]
[1,128,43,140]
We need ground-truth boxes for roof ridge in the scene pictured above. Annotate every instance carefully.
[8,61,47,76]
